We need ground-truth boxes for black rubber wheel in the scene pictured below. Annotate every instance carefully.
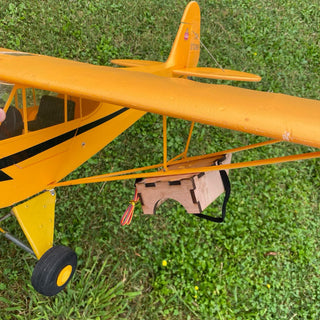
[31,245,77,296]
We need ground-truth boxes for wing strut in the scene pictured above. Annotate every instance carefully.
[50,138,320,188]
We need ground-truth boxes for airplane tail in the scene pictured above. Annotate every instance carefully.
[166,1,201,68]
[111,2,261,82]
[111,2,201,70]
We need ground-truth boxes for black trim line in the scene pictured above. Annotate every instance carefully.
[77,108,128,135]
[0,170,13,181]
[0,130,77,170]
[0,107,129,172]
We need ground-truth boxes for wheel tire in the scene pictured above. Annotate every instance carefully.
[31,245,77,296]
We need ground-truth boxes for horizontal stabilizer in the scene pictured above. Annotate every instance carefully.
[111,59,163,67]
[173,67,261,82]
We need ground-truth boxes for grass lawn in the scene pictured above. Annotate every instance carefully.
[0,0,319,319]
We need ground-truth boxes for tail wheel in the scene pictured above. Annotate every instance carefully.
[31,245,77,296]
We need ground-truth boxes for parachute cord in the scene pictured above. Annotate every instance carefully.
[121,188,139,226]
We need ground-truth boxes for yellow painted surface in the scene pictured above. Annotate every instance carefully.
[0,0,317,212]
[166,1,201,68]
[57,265,73,286]
[0,47,318,148]
[0,102,145,208]
[172,67,261,82]
[111,59,163,67]
[0,39,319,150]
[51,149,320,188]
[12,190,56,259]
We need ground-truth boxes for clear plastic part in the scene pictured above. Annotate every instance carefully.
[0,81,14,109]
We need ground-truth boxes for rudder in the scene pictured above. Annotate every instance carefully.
[166,1,201,68]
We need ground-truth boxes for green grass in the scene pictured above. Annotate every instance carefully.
[0,0,319,319]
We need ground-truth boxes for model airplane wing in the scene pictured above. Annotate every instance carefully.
[0,49,319,148]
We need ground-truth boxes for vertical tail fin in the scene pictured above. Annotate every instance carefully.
[166,1,201,68]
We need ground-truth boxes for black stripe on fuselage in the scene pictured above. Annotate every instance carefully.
[77,107,129,136]
[0,170,13,181]
[0,107,129,177]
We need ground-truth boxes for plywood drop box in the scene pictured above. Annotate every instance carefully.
[136,153,232,214]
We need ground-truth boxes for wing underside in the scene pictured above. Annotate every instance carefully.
[0,49,319,148]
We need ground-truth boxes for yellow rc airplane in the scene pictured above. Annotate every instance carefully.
[0,1,319,296]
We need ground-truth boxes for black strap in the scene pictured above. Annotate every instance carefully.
[194,169,231,223]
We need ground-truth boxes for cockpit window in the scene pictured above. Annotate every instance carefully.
[0,82,23,140]
[0,82,14,109]
[28,94,75,131]
[0,83,100,140]
[0,86,77,138]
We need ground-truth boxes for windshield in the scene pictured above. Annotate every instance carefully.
[0,82,14,109]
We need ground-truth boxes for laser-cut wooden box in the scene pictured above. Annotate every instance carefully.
[136,153,232,214]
